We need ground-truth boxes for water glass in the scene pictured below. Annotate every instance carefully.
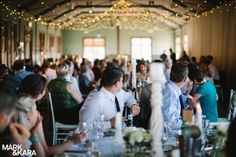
[112,141,125,157]
[85,141,101,157]
[162,123,176,147]
[81,122,89,132]
[162,123,169,143]
[91,115,105,141]
[203,119,210,136]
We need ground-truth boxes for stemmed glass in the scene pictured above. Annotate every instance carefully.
[200,117,212,156]
[162,123,168,143]
[232,92,236,107]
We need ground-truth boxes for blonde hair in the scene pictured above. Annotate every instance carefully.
[14,95,35,129]
[56,62,69,77]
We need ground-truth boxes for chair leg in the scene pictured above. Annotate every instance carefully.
[54,128,58,145]
[216,85,223,100]
[220,88,223,100]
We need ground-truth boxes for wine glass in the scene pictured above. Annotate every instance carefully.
[232,92,236,107]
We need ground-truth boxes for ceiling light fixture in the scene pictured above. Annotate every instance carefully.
[64,0,179,32]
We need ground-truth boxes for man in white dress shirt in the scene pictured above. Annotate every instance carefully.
[79,66,140,129]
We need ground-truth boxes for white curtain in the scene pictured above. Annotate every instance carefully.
[186,8,236,88]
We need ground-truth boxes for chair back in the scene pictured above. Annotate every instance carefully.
[48,91,78,144]
[48,91,56,144]
[228,89,236,121]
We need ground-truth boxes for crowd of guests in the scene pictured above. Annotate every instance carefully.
[0,50,235,157]
[135,51,221,126]
[0,56,141,156]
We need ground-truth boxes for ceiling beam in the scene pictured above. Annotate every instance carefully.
[20,0,39,10]
[62,10,182,29]
[48,4,182,22]
[64,11,104,22]
[21,0,65,12]
[172,0,188,8]
[1,0,20,10]
[36,0,71,17]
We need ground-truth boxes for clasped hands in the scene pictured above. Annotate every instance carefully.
[110,104,140,128]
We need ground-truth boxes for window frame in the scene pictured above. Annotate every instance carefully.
[130,37,152,61]
[175,36,181,59]
[82,37,106,62]
[183,34,188,54]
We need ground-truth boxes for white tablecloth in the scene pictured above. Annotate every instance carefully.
[64,137,115,157]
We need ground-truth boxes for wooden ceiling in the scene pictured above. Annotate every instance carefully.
[0,0,230,30]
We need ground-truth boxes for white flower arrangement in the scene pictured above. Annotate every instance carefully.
[123,127,152,147]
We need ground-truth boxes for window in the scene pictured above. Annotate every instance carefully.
[131,38,151,61]
[175,37,181,59]
[183,35,188,54]
[83,38,105,62]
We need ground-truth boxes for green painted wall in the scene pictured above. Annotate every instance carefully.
[62,29,116,56]
[119,29,174,56]
[62,28,175,61]
[34,24,62,64]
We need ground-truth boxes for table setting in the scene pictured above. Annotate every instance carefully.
[57,63,230,157]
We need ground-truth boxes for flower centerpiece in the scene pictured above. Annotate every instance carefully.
[208,122,229,157]
[123,127,152,151]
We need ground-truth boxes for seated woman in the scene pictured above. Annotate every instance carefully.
[14,95,45,157]
[136,61,149,84]
[14,95,86,156]
[48,63,83,124]
[199,60,214,83]
[0,88,30,157]
[134,83,152,129]
[188,68,218,122]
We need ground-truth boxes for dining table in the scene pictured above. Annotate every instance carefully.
[56,121,230,157]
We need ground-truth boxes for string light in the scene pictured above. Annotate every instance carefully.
[0,0,235,31]
[64,0,235,30]
[182,0,236,22]
[61,0,181,31]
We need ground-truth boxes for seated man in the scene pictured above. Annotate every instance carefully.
[162,62,197,145]
[79,66,140,129]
